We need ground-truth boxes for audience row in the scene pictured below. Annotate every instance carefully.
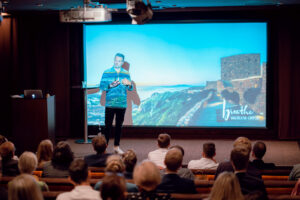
[0,133,299,200]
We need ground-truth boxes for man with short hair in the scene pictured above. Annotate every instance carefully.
[188,142,218,169]
[231,146,268,198]
[148,133,171,169]
[214,137,261,179]
[0,141,19,176]
[100,53,133,154]
[156,148,197,194]
[84,135,111,167]
[252,141,275,170]
[56,159,101,200]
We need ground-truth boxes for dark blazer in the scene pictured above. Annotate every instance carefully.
[252,159,275,170]
[84,153,111,167]
[236,172,268,199]
[156,173,197,194]
[0,187,8,200]
[214,161,261,180]
[1,159,19,177]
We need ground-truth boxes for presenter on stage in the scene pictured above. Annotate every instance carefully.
[99,53,133,154]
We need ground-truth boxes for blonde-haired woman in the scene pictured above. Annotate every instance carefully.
[127,161,171,200]
[8,174,43,200]
[36,139,53,168]
[207,172,244,200]
[18,151,49,191]
[94,154,138,192]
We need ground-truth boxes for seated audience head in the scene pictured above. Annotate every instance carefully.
[92,135,107,155]
[100,174,126,200]
[170,145,185,156]
[122,150,137,173]
[69,159,89,185]
[18,151,38,174]
[52,141,74,170]
[157,133,171,148]
[105,155,125,173]
[8,174,43,200]
[164,148,183,172]
[252,141,266,160]
[231,145,250,171]
[203,142,216,159]
[209,172,244,200]
[0,135,8,146]
[36,139,53,165]
[233,137,252,153]
[133,161,161,192]
[0,141,15,160]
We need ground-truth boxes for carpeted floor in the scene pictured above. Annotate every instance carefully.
[68,138,300,167]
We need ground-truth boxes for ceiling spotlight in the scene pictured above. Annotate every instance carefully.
[127,0,153,25]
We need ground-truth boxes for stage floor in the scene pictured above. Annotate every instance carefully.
[68,138,300,167]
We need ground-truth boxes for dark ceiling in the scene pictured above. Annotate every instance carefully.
[3,0,300,11]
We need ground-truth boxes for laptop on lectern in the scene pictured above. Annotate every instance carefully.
[24,90,43,99]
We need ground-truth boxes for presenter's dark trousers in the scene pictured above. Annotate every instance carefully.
[103,107,126,146]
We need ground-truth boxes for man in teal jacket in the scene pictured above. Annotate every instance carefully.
[100,53,133,154]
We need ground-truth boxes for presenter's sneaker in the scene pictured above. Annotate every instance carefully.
[114,146,124,154]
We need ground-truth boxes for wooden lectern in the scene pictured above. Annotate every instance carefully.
[11,96,55,155]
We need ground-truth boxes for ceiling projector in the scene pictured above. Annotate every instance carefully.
[59,6,112,23]
[127,0,153,25]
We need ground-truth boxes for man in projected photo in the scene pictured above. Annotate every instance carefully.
[99,53,133,154]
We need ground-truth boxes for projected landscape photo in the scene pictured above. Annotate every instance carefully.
[85,23,267,127]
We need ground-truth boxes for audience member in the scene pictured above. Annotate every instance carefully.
[206,172,244,200]
[188,142,219,170]
[84,136,111,167]
[161,145,195,180]
[42,141,74,177]
[8,174,43,200]
[127,161,171,200]
[94,155,138,192]
[0,141,19,176]
[36,139,53,168]
[56,159,101,200]
[289,163,300,181]
[148,133,171,169]
[231,146,268,198]
[214,137,261,179]
[156,148,197,194]
[122,149,137,179]
[18,151,48,191]
[251,141,275,170]
[100,174,126,200]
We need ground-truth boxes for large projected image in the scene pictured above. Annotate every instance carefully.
[84,22,267,127]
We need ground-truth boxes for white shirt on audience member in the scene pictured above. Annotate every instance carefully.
[188,157,219,170]
[148,148,168,168]
[56,185,101,200]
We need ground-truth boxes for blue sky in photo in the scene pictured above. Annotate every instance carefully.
[84,22,267,87]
